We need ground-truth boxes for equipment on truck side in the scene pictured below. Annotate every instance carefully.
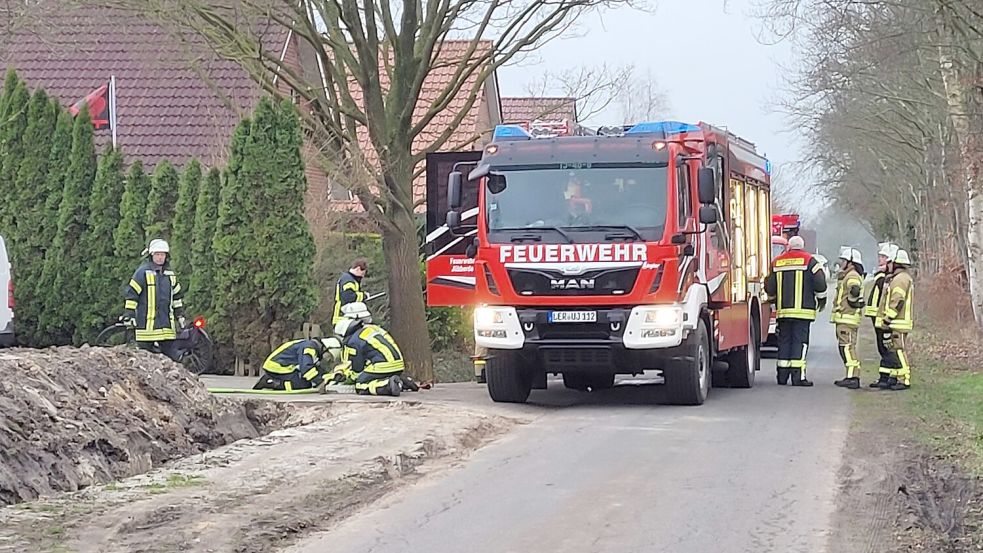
[425,121,774,406]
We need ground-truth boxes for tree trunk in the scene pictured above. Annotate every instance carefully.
[381,206,434,382]
[937,15,983,326]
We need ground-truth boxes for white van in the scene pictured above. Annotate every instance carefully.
[0,235,14,347]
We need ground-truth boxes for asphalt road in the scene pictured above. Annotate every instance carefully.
[283,317,853,553]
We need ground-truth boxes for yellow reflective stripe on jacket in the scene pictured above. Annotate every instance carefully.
[864,272,884,317]
[146,271,156,334]
[124,300,138,310]
[302,367,320,381]
[135,328,177,341]
[365,360,405,374]
[888,286,913,331]
[831,273,863,326]
[263,339,303,374]
[129,279,143,294]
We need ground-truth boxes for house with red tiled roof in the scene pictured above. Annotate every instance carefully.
[501,96,578,125]
[2,5,503,220]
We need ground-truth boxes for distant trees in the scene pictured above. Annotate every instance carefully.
[758,0,983,324]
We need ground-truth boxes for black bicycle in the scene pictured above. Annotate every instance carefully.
[95,316,216,375]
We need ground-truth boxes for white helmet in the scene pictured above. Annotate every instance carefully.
[893,249,911,266]
[334,317,361,338]
[147,239,170,254]
[788,236,805,250]
[838,246,862,266]
[340,302,372,323]
[320,336,343,361]
[877,242,898,259]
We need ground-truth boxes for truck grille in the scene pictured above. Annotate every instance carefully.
[541,348,613,370]
[507,267,639,296]
[538,322,611,340]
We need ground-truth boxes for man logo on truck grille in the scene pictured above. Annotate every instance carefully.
[550,278,595,290]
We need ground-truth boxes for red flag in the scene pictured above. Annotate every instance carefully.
[69,83,110,130]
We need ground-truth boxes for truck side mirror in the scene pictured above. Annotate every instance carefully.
[697,168,715,204]
[446,210,461,231]
[699,205,718,225]
[448,171,463,209]
[465,237,478,259]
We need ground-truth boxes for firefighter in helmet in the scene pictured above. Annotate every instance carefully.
[865,242,897,387]
[122,239,186,361]
[832,246,866,389]
[764,235,828,386]
[873,248,914,390]
[253,337,341,391]
[334,316,405,397]
[332,258,368,325]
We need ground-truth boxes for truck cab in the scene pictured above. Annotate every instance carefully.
[428,121,773,405]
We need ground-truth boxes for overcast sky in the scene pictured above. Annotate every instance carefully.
[498,0,822,215]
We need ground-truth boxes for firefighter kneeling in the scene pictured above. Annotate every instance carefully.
[873,249,914,391]
[254,337,341,391]
[765,235,828,386]
[334,316,406,397]
[832,246,866,389]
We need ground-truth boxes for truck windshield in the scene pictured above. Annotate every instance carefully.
[485,164,668,243]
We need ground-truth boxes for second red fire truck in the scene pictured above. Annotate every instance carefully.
[426,121,774,405]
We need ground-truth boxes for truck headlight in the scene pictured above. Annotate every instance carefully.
[643,306,683,327]
[475,307,504,326]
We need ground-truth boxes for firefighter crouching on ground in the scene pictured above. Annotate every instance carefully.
[253,337,341,391]
[832,247,866,389]
[764,235,828,387]
[332,258,368,325]
[864,242,898,387]
[334,315,406,397]
[329,302,422,392]
[874,249,915,391]
[122,239,186,362]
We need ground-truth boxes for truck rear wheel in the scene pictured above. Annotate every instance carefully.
[725,314,760,388]
[663,319,710,405]
[486,351,533,403]
[562,373,615,392]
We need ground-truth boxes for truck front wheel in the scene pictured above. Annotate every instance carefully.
[486,351,533,403]
[663,319,710,405]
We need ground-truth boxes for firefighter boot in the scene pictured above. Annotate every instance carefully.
[791,370,814,387]
[877,376,897,390]
[869,374,890,388]
[835,377,861,389]
[888,381,910,391]
[399,374,420,392]
[777,368,791,385]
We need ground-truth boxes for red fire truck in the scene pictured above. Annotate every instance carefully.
[425,121,773,405]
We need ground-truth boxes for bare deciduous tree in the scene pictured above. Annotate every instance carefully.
[86,0,646,380]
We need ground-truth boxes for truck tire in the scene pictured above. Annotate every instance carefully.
[663,319,710,405]
[562,373,615,392]
[486,351,533,403]
[724,314,760,389]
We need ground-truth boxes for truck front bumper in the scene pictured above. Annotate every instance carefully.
[474,306,691,374]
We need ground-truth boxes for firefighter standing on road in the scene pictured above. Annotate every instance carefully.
[122,239,186,362]
[865,243,898,387]
[332,259,368,325]
[832,247,866,389]
[874,249,915,390]
[765,235,828,386]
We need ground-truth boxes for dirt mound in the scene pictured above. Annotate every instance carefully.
[0,346,288,506]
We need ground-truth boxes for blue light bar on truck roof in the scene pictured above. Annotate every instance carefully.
[492,125,533,141]
[625,121,701,136]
